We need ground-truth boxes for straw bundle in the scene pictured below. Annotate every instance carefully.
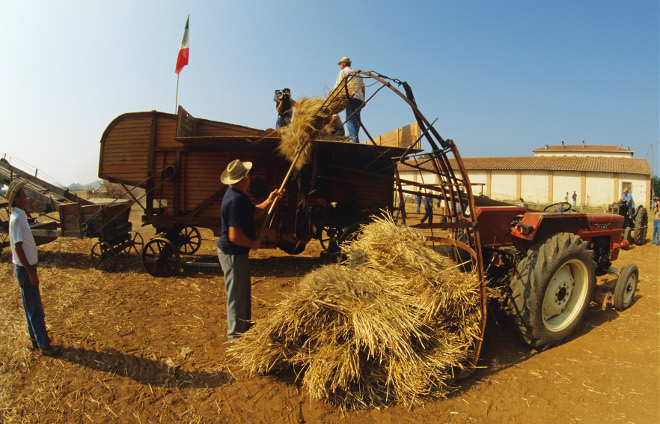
[277,73,363,169]
[229,215,481,410]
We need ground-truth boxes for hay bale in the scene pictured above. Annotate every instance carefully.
[277,75,363,169]
[229,215,481,410]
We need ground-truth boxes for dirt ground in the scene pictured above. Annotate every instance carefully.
[0,207,658,423]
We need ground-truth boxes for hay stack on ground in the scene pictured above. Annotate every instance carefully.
[277,73,363,169]
[229,215,481,410]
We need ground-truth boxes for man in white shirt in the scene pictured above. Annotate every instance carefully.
[7,180,60,356]
[334,57,365,143]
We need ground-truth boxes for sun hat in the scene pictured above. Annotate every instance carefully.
[220,159,252,185]
[337,56,352,65]
[5,180,27,209]
[623,187,629,193]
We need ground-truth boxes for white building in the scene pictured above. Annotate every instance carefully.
[397,144,652,210]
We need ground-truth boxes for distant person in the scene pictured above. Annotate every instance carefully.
[6,180,61,357]
[275,88,296,129]
[572,191,577,206]
[652,198,660,246]
[218,159,282,341]
[333,57,365,143]
[565,192,569,203]
[420,195,433,224]
[416,192,422,213]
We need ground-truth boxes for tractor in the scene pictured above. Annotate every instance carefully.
[463,201,639,350]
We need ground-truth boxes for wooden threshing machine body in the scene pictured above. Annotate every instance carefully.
[98,108,407,255]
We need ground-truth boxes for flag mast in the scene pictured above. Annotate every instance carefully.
[174,15,190,113]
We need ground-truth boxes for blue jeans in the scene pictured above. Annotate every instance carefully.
[421,205,433,224]
[275,116,286,129]
[217,249,251,340]
[345,98,363,143]
[15,265,51,349]
[653,220,660,244]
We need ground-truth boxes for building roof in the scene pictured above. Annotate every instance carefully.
[532,144,633,154]
[398,156,652,176]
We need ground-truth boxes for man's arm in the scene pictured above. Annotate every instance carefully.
[254,189,283,217]
[14,241,39,286]
[228,227,260,250]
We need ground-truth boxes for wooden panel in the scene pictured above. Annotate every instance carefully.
[99,114,152,184]
[373,122,420,148]
[154,118,179,148]
[176,106,196,137]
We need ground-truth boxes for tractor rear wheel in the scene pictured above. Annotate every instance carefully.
[508,233,596,350]
[633,206,648,245]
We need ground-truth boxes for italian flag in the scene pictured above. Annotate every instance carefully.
[175,16,189,74]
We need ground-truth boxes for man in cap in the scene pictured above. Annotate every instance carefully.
[6,180,61,356]
[620,187,635,218]
[218,159,281,341]
[334,57,365,143]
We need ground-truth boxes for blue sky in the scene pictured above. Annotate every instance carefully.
[1,0,657,186]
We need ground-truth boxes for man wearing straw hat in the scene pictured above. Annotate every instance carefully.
[334,56,365,143]
[6,180,61,357]
[218,159,281,341]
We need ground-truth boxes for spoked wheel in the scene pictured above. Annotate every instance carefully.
[613,264,638,311]
[91,241,117,272]
[176,226,202,255]
[122,231,144,255]
[319,226,343,254]
[141,237,181,277]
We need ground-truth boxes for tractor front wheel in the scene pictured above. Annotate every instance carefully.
[613,263,638,311]
[509,233,596,350]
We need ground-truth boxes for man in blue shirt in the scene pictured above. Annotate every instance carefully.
[217,159,281,341]
[620,187,635,218]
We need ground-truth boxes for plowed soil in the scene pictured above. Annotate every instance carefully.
[1,208,658,423]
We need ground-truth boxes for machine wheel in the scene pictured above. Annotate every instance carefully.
[319,226,343,254]
[633,206,647,245]
[508,233,596,350]
[176,226,202,255]
[613,264,638,311]
[91,241,117,272]
[141,237,181,277]
[122,231,144,255]
[338,222,364,246]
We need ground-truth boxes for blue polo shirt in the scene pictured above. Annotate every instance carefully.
[218,187,256,255]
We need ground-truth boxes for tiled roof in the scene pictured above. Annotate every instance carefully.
[398,156,651,176]
[532,144,633,153]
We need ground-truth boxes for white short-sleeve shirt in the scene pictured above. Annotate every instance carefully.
[9,208,38,266]
[334,66,365,101]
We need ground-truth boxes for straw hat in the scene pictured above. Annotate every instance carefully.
[5,180,27,208]
[221,159,252,185]
[337,56,352,65]
[623,187,629,193]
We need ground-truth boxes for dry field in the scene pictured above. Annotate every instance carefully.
[0,207,658,423]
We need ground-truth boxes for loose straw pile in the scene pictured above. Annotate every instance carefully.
[229,215,482,410]
[277,73,363,169]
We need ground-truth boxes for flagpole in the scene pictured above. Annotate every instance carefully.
[175,74,180,113]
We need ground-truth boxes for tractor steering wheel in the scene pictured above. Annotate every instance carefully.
[543,202,572,212]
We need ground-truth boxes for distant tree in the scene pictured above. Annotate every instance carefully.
[652,175,660,197]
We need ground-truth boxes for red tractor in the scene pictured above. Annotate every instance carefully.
[471,202,638,349]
